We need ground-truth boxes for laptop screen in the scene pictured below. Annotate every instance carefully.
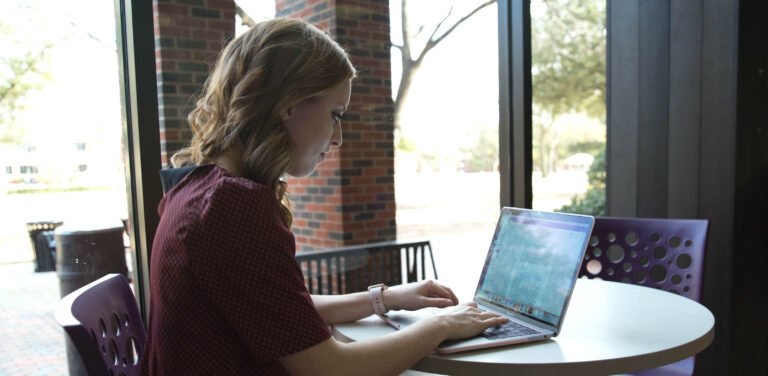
[474,208,593,328]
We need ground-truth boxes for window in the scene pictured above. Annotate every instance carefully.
[391,0,500,281]
[1,1,129,373]
[530,0,606,215]
[19,165,38,174]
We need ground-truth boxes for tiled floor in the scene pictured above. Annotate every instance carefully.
[0,262,68,375]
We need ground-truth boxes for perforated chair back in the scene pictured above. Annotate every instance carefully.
[580,217,709,301]
[579,217,709,376]
[55,273,146,376]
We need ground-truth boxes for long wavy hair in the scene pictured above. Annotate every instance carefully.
[172,18,356,226]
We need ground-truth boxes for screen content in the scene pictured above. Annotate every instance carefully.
[475,212,589,326]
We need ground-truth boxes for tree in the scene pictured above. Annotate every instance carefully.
[391,0,498,172]
[391,0,496,131]
[531,0,606,176]
[0,20,51,144]
[461,130,498,172]
[235,4,255,27]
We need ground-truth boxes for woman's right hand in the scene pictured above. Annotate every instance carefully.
[282,301,509,376]
[432,302,509,340]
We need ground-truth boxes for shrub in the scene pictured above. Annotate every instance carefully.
[557,147,605,216]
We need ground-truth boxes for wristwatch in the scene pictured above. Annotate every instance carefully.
[367,283,400,330]
[367,283,389,315]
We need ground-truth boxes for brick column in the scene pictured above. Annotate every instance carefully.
[277,0,396,251]
[153,0,235,166]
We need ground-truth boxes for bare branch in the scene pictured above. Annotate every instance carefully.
[394,0,497,125]
[424,1,455,53]
[68,21,114,51]
[235,3,256,28]
[401,0,412,61]
[417,0,496,63]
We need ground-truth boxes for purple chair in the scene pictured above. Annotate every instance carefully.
[55,274,146,376]
[579,216,709,376]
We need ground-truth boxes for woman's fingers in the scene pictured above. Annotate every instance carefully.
[426,281,459,305]
[483,314,509,325]
[420,297,455,308]
[443,285,459,305]
[436,303,508,340]
[457,303,508,324]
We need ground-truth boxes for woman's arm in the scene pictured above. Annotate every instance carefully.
[311,291,372,324]
[311,280,460,324]
[281,303,507,376]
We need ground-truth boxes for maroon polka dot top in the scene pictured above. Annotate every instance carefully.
[141,165,330,375]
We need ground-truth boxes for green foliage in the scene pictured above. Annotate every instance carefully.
[531,0,606,118]
[397,134,417,152]
[461,131,498,172]
[0,18,52,144]
[584,147,605,188]
[531,0,606,176]
[7,186,110,195]
[564,140,604,157]
[557,147,605,216]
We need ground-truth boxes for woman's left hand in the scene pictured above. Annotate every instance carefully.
[384,280,459,311]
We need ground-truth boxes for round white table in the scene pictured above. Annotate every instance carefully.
[332,279,715,375]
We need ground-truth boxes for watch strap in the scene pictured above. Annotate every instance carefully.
[368,283,388,315]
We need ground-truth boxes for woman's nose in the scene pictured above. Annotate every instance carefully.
[331,120,343,147]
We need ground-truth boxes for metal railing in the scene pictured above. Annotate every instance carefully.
[295,240,438,295]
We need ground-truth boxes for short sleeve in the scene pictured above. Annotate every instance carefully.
[187,178,330,361]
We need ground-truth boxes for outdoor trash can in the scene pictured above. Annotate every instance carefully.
[55,223,129,376]
[26,221,62,272]
[55,223,128,298]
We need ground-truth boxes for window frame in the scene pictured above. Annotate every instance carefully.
[114,0,163,319]
[498,0,533,209]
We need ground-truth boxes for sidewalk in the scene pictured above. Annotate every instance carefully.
[0,262,68,375]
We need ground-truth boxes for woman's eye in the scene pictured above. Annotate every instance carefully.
[332,112,344,122]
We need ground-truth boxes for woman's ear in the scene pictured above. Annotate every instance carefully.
[280,105,294,123]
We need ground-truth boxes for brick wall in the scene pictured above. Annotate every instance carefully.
[278,0,396,251]
[153,0,235,166]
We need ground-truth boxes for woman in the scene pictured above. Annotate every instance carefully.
[141,18,507,375]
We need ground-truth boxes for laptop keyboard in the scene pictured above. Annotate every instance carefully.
[481,320,539,339]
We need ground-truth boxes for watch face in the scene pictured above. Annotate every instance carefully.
[369,283,386,290]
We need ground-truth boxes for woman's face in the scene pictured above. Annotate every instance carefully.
[284,79,351,177]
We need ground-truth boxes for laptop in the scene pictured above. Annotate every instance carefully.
[389,207,594,354]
